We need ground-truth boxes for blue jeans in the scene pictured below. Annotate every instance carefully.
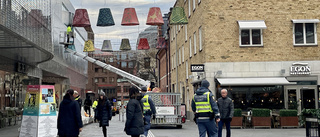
[143,115,151,136]
[218,119,231,137]
[197,119,218,137]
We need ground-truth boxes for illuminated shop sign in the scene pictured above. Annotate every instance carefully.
[290,62,311,75]
[191,64,204,72]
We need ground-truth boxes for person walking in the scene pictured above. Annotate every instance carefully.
[73,91,82,112]
[96,92,112,137]
[140,86,156,137]
[92,98,99,122]
[192,80,220,137]
[84,96,93,117]
[217,89,234,137]
[57,89,83,137]
[124,87,144,137]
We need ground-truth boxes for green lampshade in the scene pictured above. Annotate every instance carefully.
[120,38,131,50]
[97,8,115,26]
[169,7,188,25]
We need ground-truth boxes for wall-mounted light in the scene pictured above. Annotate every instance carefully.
[217,70,222,75]
[281,69,285,74]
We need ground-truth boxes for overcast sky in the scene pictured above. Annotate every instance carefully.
[70,0,176,50]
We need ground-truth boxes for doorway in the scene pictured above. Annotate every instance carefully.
[284,85,318,114]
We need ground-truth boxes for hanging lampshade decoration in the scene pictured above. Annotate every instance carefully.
[137,38,150,50]
[156,37,167,49]
[64,44,76,53]
[146,7,164,26]
[97,8,115,26]
[83,40,95,52]
[121,8,139,26]
[73,9,91,27]
[101,40,113,52]
[169,7,188,25]
[119,38,131,50]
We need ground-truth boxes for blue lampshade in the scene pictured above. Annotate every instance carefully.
[97,8,115,26]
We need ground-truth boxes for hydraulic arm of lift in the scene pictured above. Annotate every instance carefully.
[65,48,150,88]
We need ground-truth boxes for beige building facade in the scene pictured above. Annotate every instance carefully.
[169,0,320,118]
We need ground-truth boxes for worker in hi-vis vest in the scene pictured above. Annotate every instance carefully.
[192,80,220,137]
[140,86,156,137]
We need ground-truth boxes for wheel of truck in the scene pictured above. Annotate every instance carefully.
[176,125,182,128]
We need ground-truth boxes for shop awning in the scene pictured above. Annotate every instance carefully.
[217,77,291,86]
[238,20,267,29]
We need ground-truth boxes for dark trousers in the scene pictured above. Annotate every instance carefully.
[84,106,91,116]
[131,136,139,137]
[197,119,218,137]
[144,115,151,136]
[218,119,231,137]
[102,126,107,137]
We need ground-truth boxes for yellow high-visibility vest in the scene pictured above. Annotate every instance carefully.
[193,92,213,113]
[142,95,151,111]
[92,101,98,108]
[67,26,72,35]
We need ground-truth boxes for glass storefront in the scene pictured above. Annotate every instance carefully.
[218,85,284,110]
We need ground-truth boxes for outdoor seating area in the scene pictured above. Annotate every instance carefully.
[0,108,22,128]
[230,109,299,129]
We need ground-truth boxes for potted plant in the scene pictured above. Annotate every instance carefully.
[252,108,271,128]
[112,107,116,116]
[279,109,298,128]
[230,108,243,128]
[299,109,320,126]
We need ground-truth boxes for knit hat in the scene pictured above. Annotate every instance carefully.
[99,91,105,96]
[201,80,210,88]
[140,86,148,92]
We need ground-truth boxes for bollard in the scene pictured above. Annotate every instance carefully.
[119,111,121,121]
[122,112,124,122]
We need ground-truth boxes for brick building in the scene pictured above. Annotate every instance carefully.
[169,0,320,118]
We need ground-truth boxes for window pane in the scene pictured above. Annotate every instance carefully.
[121,53,127,60]
[241,30,250,45]
[306,23,315,44]
[128,62,134,68]
[252,29,261,45]
[295,23,304,44]
[121,62,127,68]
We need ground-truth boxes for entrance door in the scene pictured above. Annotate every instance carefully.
[285,85,318,114]
[301,89,316,109]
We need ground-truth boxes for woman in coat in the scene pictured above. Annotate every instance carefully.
[97,92,112,137]
[124,87,144,137]
[57,89,83,137]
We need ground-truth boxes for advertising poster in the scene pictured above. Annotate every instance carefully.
[19,85,57,137]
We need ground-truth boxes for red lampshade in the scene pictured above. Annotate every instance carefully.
[156,37,167,49]
[73,9,91,27]
[121,8,139,26]
[146,7,164,26]
[137,38,150,50]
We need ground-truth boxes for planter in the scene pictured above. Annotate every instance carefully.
[280,116,298,128]
[230,117,243,128]
[112,111,116,116]
[252,117,271,128]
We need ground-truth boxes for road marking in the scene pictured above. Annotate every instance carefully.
[148,131,155,137]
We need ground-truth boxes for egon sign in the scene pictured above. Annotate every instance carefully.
[290,62,311,75]
[191,64,205,72]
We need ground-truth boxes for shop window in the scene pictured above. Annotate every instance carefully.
[292,19,318,46]
[238,20,266,47]
[219,86,284,110]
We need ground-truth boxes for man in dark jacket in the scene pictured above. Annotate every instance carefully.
[192,80,220,137]
[140,86,156,137]
[73,91,82,112]
[217,89,234,137]
[84,96,93,117]
[58,89,83,137]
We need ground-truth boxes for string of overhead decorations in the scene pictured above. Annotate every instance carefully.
[64,1,188,53]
